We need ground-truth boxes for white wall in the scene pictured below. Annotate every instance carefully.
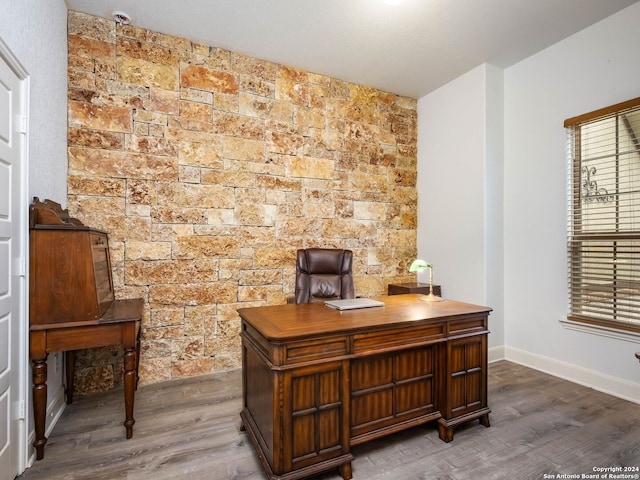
[0,0,68,204]
[417,64,505,352]
[503,1,640,395]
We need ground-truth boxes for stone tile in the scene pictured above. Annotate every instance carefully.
[118,56,179,91]
[68,100,133,133]
[212,111,265,139]
[173,235,241,259]
[180,64,238,94]
[145,87,180,114]
[117,37,180,66]
[222,136,265,161]
[68,147,178,181]
[288,156,334,179]
[171,357,216,378]
[68,11,115,43]
[127,259,219,285]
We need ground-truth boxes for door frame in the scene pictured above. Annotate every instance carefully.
[0,36,30,476]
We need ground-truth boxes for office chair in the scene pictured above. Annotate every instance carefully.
[292,248,355,304]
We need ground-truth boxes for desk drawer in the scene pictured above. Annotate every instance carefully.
[448,316,488,337]
[285,336,349,365]
[352,323,445,354]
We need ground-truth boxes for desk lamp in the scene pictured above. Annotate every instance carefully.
[409,259,443,302]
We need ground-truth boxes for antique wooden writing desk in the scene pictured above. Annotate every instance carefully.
[238,294,492,480]
[28,199,143,460]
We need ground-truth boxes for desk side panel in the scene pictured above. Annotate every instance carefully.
[445,334,487,418]
[242,338,275,467]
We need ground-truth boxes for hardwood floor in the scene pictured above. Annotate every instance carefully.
[18,361,640,480]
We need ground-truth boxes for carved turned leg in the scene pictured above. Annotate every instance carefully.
[123,345,137,439]
[65,350,76,404]
[135,328,141,390]
[32,356,48,460]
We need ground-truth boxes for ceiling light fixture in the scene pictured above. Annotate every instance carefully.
[112,10,131,25]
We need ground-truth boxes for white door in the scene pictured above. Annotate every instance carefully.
[0,38,28,480]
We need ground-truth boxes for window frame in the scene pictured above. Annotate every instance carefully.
[564,96,640,335]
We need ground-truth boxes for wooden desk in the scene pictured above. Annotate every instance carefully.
[238,294,492,480]
[28,198,144,460]
[29,298,143,460]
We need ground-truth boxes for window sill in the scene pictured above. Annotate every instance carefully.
[560,318,640,344]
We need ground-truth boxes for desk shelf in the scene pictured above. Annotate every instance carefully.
[388,282,442,297]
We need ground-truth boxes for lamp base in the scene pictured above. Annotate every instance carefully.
[422,292,444,302]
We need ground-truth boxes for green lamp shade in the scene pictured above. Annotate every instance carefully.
[409,259,432,272]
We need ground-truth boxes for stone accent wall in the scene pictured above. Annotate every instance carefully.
[66,11,418,393]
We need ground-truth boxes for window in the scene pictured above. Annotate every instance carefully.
[565,97,640,334]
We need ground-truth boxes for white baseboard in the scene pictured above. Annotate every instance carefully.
[488,345,506,364]
[26,389,66,467]
[500,345,640,404]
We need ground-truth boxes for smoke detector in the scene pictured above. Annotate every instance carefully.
[112,11,131,25]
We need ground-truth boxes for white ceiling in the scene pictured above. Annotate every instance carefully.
[64,0,638,99]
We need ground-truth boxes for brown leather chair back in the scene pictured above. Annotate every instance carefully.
[294,248,355,304]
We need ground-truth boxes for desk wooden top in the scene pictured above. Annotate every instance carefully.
[29,298,144,331]
[237,294,491,341]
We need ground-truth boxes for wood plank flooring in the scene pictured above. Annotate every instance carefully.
[17,361,640,480]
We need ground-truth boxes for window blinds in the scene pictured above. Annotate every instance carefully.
[566,98,640,331]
